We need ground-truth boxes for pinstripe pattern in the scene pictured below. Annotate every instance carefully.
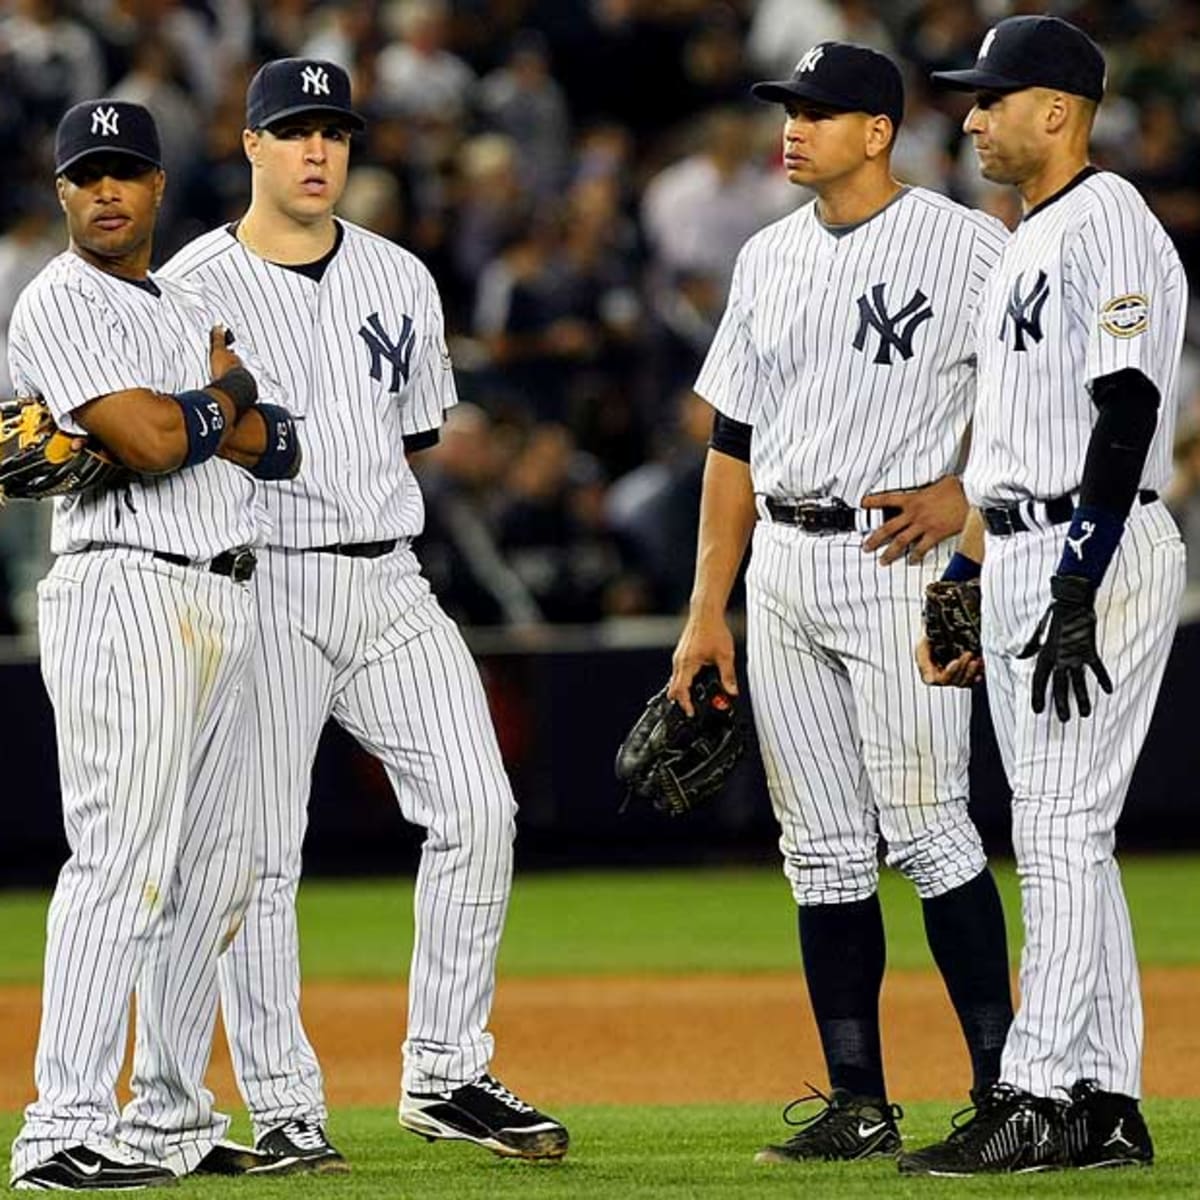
[697,188,1006,502]
[217,545,515,1124]
[10,551,257,1179]
[981,504,1184,1098]
[160,221,454,547]
[161,214,511,1127]
[968,169,1188,1100]
[964,172,1186,507]
[696,187,1002,903]
[747,524,986,903]
[6,253,261,558]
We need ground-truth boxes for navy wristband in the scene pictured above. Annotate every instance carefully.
[250,404,301,480]
[942,552,982,582]
[1055,504,1124,585]
[173,389,226,467]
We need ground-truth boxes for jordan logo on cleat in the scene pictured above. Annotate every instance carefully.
[1104,1120,1133,1149]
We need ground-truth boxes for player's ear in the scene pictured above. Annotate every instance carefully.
[1042,90,1070,135]
[865,114,895,160]
[55,176,68,212]
[152,168,166,209]
[243,127,261,165]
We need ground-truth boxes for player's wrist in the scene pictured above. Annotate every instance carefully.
[207,366,258,416]
[1054,505,1124,587]
[942,552,982,582]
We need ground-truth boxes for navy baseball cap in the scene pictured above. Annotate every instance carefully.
[54,100,162,175]
[246,58,365,131]
[932,16,1105,102]
[751,42,905,128]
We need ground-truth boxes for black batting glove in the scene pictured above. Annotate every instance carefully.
[1018,574,1113,722]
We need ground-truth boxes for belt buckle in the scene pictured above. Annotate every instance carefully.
[228,547,256,583]
[991,506,1019,535]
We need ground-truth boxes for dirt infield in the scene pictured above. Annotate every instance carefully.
[1,969,1197,1111]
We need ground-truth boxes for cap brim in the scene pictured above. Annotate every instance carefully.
[56,146,162,176]
[255,103,366,131]
[929,67,1027,93]
[751,79,858,112]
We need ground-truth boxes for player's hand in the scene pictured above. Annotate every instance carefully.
[916,637,984,687]
[668,612,737,717]
[1018,574,1113,721]
[209,325,244,377]
[861,475,968,566]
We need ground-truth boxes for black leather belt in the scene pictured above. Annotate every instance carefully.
[764,497,902,533]
[310,539,397,559]
[153,548,257,582]
[981,490,1158,537]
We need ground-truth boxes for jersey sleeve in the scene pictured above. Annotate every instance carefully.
[1065,199,1172,390]
[694,250,760,424]
[8,283,150,434]
[400,275,457,435]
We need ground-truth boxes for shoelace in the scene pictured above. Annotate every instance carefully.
[477,1076,535,1113]
[280,1121,327,1152]
[781,1083,837,1130]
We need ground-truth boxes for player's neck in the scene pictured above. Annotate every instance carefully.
[1018,153,1092,213]
[69,240,152,281]
[237,207,338,265]
[814,172,903,228]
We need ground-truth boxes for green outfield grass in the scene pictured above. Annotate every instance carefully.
[1,1103,1197,1198]
[1,857,1198,985]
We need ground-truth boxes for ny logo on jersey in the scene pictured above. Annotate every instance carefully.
[794,45,825,74]
[1002,269,1050,351]
[359,312,416,391]
[301,65,330,96]
[852,283,934,365]
[91,105,119,137]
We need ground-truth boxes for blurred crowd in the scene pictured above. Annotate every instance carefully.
[3,0,1200,633]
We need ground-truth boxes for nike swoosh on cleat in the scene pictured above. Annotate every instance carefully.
[61,1154,102,1177]
[857,1122,888,1139]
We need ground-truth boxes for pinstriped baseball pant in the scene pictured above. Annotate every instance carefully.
[745,521,987,907]
[982,500,1184,1099]
[11,551,257,1180]
[216,544,516,1135]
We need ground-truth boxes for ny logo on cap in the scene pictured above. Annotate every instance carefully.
[978,28,997,62]
[795,45,825,74]
[91,105,119,137]
[301,65,330,96]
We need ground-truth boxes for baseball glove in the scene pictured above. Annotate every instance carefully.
[0,397,130,502]
[923,578,982,667]
[614,665,746,816]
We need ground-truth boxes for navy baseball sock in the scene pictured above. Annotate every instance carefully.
[797,895,887,1101]
[921,868,1013,1095]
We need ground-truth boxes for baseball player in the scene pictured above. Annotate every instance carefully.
[7,101,302,1189]
[903,17,1187,1175]
[158,59,568,1169]
[667,43,1015,1163]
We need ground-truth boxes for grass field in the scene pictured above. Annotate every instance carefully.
[1,858,1197,1196]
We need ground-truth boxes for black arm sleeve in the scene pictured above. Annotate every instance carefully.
[1078,367,1160,517]
[403,428,441,454]
[709,412,752,462]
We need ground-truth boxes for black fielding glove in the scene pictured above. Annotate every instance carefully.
[1018,574,1113,722]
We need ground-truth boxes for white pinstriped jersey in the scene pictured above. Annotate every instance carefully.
[160,220,457,548]
[963,170,1188,507]
[695,187,1007,501]
[7,252,261,557]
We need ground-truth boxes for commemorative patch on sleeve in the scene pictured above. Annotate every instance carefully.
[1099,293,1149,338]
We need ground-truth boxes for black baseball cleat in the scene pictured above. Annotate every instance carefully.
[898,1081,1067,1176]
[399,1074,569,1160]
[12,1144,177,1190]
[255,1119,351,1174]
[192,1139,311,1176]
[1064,1079,1154,1168]
[754,1086,902,1163]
